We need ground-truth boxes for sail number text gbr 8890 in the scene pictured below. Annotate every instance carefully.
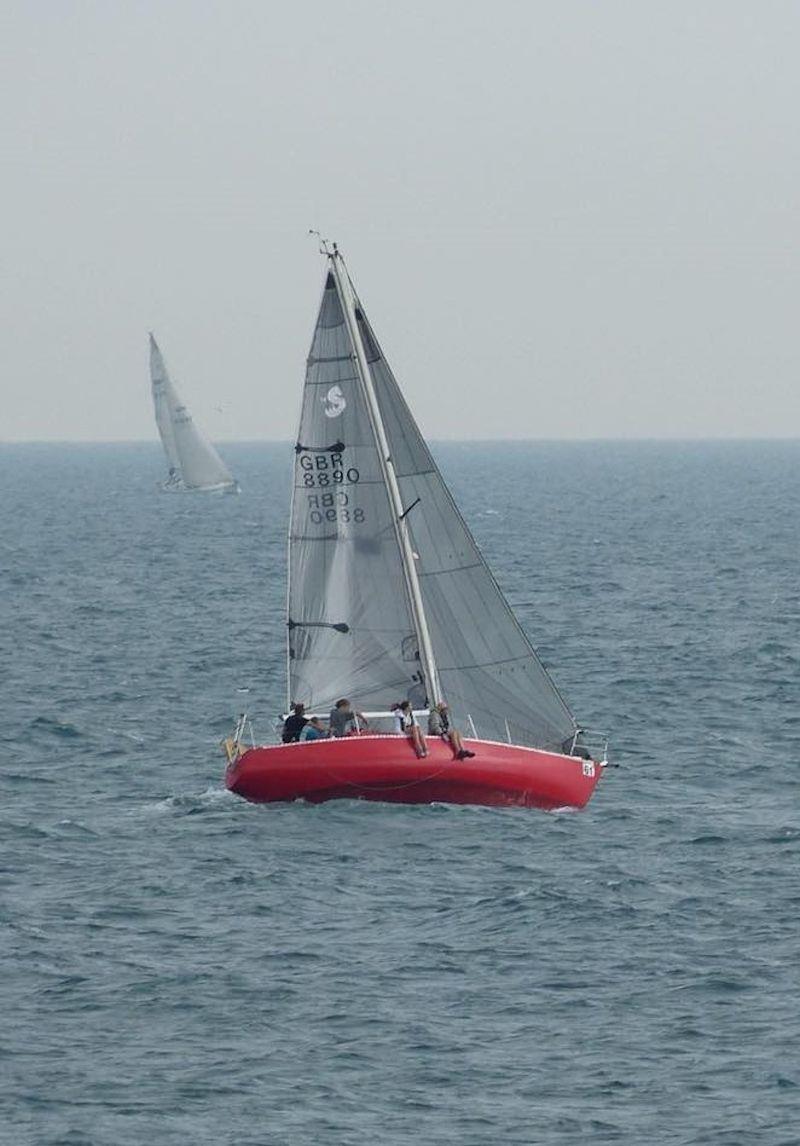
[300,452,365,527]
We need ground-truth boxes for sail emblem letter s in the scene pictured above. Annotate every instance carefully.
[322,385,346,418]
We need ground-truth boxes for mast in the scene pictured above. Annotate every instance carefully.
[329,246,442,707]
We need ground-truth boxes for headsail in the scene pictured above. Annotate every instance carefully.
[287,273,427,712]
[348,286,577,751]
[149,334,237,492]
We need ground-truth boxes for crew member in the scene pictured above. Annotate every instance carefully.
[282,702,308,743]
[394,700,427,758]
[428,702,475,760]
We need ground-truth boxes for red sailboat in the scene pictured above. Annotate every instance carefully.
[224,242,606,810]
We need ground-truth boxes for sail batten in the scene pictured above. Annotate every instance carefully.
[149,334,237,492]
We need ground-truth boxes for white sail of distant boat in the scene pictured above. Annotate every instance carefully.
[149,334,238,493]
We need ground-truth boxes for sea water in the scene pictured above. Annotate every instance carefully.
[1,441,798,1145]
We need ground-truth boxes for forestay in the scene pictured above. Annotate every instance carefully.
[149,334,236,491]
[287,274,425,711]
[346,272,578,752]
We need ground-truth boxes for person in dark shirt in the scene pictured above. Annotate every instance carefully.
[282,702,308,743]
[328,698,368,737]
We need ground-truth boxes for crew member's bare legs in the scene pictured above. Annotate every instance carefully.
[410,724,428,758]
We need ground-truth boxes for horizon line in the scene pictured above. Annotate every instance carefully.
[2,436,799,446]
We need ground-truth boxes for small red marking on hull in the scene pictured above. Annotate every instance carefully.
[225,735,602,811]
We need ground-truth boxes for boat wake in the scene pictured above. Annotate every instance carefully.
[147,786,239,816]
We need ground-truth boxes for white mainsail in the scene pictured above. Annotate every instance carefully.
[149,334,237,493]
[287,271,423,710]
[287,250,578,753]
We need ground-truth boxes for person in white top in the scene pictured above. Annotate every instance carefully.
[393,700,427,758]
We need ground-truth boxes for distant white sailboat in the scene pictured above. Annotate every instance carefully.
[149,334,239,493]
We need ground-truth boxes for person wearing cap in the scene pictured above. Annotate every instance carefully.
[428,702,475,760]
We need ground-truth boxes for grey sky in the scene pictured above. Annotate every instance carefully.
[2,0,799,441]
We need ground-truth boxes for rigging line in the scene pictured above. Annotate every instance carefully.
[308,229,332,256]
[436,652,541,672]
[372,518,401,541]
[304,375,360,386]
[391,466,437,479]
[417,560,483,577]
[398,497,421,521]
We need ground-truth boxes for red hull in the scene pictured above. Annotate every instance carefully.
[225,735,603,811]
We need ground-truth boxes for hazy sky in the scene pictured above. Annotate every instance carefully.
[2,1,799,441]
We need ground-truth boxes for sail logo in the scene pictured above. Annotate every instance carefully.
[322,385,346,418]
